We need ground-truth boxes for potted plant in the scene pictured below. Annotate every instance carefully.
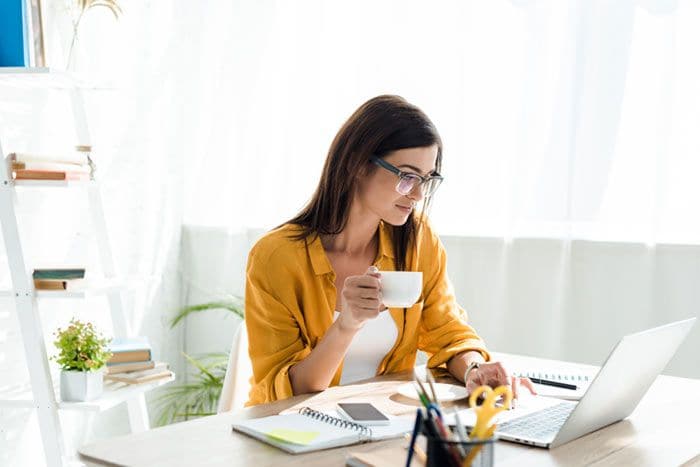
[52,318,112,402]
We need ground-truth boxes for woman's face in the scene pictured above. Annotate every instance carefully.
[356,145,439,226]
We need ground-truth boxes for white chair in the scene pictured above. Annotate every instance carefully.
[217,323,253,413]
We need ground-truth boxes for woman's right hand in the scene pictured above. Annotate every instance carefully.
[336,266,386,332]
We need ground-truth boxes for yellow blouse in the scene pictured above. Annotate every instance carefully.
[244,220,490,406]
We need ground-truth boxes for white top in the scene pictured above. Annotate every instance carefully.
[333,310,398,385]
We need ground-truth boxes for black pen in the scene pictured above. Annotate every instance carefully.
[529,377,578,390]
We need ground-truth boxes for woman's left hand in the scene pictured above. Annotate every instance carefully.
[465,361,537,404]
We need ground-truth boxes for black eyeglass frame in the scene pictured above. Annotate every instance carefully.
[370,156,444,196]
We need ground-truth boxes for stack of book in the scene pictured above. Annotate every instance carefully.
[10,151,92,181]
[33,268,85,291]
[105,337,172,385]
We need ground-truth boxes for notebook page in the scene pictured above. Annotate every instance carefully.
[232,413,362,453]
[513,368,598,401]
[515,371,595,384]
[327,410,414,440]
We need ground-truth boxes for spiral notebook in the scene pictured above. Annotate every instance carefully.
[513,370,597,401]
[231,407,414,454]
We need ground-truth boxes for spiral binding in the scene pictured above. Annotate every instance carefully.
[299,406,372,441]
[516,371,590,382]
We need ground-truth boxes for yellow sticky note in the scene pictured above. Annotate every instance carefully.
[266,428,320,445]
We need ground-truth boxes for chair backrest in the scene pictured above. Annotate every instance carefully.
[217,322,252,413]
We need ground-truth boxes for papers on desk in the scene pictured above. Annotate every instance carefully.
[513,369,598,401]
[530,382,587,401]
[232,407,414,454]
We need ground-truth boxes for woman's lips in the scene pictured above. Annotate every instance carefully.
[396,204,412,213]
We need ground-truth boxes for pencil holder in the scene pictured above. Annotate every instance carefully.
[421,427,495,467]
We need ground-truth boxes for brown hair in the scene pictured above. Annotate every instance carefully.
[286,95,443,271]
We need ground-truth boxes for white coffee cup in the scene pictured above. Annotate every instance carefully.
[378,271,423,308]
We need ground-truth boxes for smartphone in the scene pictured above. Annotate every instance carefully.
[336,402,391,426]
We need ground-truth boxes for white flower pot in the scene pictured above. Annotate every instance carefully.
[60,370,104,402]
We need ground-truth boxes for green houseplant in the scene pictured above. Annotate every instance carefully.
[154,295,243,426]
[53,318,112,401]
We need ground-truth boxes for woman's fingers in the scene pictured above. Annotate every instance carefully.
[361,297,381,307]
[348,274,381,288]
[484,362,510,387]
[365,265,381,278]
[510,375,520,406]
[338,270,387,326]
[344,292,380,305]
[519,376,538,395]
[465,362,540,410]
[343,283,378,304]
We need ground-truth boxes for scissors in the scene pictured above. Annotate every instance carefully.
[468,385,513,440]
[461,385,513,466]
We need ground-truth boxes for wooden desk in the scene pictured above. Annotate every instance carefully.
[78,353,700,466]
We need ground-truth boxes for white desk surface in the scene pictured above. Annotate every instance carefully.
[78,353,700,467]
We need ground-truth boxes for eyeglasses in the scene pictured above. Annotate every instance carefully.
[370,156,444,197]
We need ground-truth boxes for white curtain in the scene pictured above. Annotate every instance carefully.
[181,0,700,247]
[89,0,699,393]
[177,0,700,384]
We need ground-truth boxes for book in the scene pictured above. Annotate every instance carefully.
[104,363,171,384]
[33,279,85,291]
[12,161,90,173]
[108,350,151,364]
[107,349,151,365]
[105,370,172,385]
[14,169,90,181]
[231,407,414,454]
[12,151,90,166]
[0,0,26,66]
[33,269,85,280]
[105,360,156,375]
[107,337,152,365]
[14,169,65,180]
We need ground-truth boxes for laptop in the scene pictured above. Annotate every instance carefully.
[493,318,696,448]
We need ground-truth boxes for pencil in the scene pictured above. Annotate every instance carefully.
[413,370,432,403]
[413,382,431,408]
[403,434,427,465]
[529,377,578,390]
[425,370,439,406]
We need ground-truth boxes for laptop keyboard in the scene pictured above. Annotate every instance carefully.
[497,402,576,441]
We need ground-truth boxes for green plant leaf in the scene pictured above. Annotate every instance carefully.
[153,351,229,426]
[182,352,218,384]
[52,319,111,372]
[170,296,244,328]
[157,295,244,426]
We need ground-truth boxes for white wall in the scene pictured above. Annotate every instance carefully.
[444,237,700,377]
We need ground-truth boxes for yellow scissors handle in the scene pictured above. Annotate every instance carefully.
[469,385,513,409]
[468,385,514,440]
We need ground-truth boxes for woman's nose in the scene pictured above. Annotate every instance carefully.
[406,184,425,202]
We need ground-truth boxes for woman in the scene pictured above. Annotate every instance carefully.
[245,95,535,406]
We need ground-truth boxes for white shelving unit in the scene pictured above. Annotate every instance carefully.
[1,375,175,412]
[0,68,172,467]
